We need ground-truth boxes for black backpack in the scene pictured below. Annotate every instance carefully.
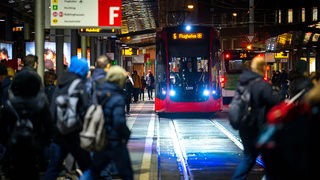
[229,78,260,130]
[6,100,35,146]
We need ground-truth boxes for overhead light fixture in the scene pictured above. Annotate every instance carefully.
[187,4,194,9]
[8,0,15,3]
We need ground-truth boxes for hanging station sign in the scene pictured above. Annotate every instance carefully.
[50,0,122,28]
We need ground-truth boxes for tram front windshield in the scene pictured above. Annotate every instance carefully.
[168,43,209,101]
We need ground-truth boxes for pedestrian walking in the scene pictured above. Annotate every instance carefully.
[125,74,134,115]
[145,70,154,100]
[231,56,282,180]
[80,65,133,180]
[44,70,57,105]
[0,63,11,107]
[87,55,110,103]
[140,75,146,101]
[44,56,91,180]
[131,70,141,103]
[0,55,54,180]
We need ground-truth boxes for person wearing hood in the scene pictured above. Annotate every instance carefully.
[44,56,91,180]
[0,59,54,180]
[80,65,133,180]
[231,56,282,180]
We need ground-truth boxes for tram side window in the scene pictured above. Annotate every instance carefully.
[169,57,182,85]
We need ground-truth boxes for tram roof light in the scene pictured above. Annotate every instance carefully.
[187,4,194,9]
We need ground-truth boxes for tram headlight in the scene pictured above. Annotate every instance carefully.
[169,89,176,96]
[161,89,166,95]
[203,89,210,96]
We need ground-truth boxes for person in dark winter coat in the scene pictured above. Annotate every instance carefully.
[145,70,154,100]
[44,70,57,105]
[86,55,110,103]
[140,75,146,101]
[0,67,54,180]
[0,63,11,107]
[125,74,134,114]
[231,56,282,180]
[131,70,141,103]
[256,71,316,180]
[44,56,91,180]
[80,65,133,180]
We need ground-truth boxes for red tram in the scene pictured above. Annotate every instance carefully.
[154,25,223,113]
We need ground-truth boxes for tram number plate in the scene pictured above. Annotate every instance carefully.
[186,86,193,90]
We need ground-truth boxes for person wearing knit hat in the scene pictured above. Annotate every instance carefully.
[44,56,91,180]
[80,65,133,180]
[68,56,89,79]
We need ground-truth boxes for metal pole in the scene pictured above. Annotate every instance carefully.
[90,36,96,66]
[81,36,87,58]
[35,0,44,80]
[71,29,78,57]
[56,29,64,78]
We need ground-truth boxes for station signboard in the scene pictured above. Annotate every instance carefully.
[275,52,289,59]
[50,0,122,28]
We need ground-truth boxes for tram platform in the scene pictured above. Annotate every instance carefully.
[126,99,158,180]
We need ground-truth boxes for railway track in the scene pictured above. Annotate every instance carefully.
[158,116,264,180]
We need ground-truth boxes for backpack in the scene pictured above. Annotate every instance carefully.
[79,81,111,152]
[6,100,35,146]
[55,79,82,135]
[229,78,260,130]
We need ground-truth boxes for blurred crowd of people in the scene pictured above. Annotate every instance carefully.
[0,54,135,180]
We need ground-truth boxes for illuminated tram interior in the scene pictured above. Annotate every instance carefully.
[169,56,210,102]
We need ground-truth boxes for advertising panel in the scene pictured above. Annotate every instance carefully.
[0,42,13,61]
[26,42,71,70]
